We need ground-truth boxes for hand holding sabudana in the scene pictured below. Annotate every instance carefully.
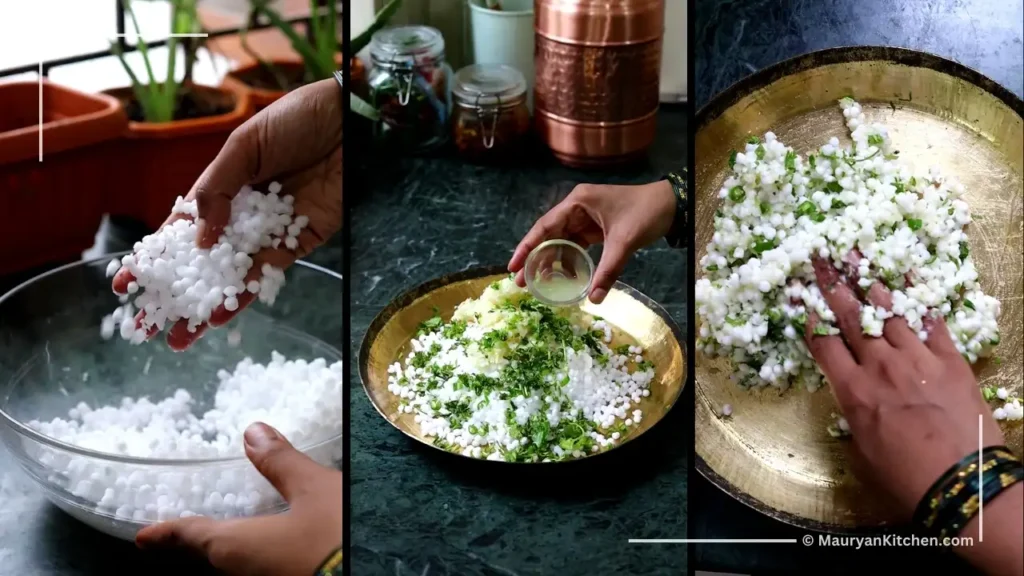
[135,423,342,576]
[112,79,342,351]
[508,181,676,303]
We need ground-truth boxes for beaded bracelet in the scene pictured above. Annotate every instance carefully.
[913,445,1024,540]
[663,169,688,249]
[315,546,343,576]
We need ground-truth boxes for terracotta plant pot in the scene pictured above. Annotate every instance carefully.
[221,59,308,111]
[221,54,347,112]
[103,84,253,231]
[0,81,127,275]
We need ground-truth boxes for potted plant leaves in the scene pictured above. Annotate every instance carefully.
[221,0,400,116]
[0,82,127,275]
[104,0,252,232]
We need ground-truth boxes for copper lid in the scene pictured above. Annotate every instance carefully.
[535,0,664,46]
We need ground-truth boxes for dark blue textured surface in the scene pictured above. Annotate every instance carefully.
[695,0,1024,107]
[693,0,1022,574]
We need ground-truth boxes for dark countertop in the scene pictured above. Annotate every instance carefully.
[693,0,1023,574]
[0,222,342,576]
[348,108,689,576]
[695,0,1024,108]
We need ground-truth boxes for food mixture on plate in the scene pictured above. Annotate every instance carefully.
[695,98,1021,422]
[386,277,656,462]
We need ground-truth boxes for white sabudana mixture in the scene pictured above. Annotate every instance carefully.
[101,182,307,343]
[387,278,655,462]
[27,353,343,522]
[696,98,1020,421]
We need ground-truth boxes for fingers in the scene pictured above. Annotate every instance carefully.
[812,257,889,362]
[589,237,631,304]
[804,311,859,377]
[242,423,328,503]
[166,321,210,352]
[921,313,960,358]
[864,283,922,350]
[112,269,135,295]
[509,203,570,274]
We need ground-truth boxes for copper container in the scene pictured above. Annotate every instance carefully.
[534,0,664,167]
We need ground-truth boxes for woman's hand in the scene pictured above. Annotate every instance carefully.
[112,78,342,351]
[508,181,676,304]
[806,257,1022,575]
[136,423,342,576]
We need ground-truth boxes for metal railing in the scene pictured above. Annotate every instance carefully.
[0,0,338,78]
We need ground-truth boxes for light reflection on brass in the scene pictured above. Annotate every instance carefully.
[359,267,685,464]
[695,48,1023,530]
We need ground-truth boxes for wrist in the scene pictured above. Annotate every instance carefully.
[661,170,687,248]
[955,483,1023,576]
[314,545,343,576]
[650,180,675,236]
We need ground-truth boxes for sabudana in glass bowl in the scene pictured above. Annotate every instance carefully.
[0,254,343,541]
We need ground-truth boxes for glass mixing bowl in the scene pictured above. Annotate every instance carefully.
[0,253,343,541]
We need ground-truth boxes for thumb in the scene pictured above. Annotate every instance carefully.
[242,422,325,503]
[589,237,631,304]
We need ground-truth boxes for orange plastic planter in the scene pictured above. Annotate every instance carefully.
[222,55,347,112]
[0,82,127,275]
[103,84,253,231]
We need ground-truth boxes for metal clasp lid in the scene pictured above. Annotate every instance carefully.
[475,93,501,149]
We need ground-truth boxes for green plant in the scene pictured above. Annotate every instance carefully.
[244,0,401,118]
[110,0,206,123]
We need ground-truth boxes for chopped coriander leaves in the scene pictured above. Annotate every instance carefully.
[729,150,737,169]
[796,200,817,217]
[747,135,760,144]
[784,150,797,172]
[417,314,443,335]
[751,236,777,255]
[755,144,766,160]
[906,218,923,231]
[826,181,843,193]
[867,134,884,147]
[963,299,976,311]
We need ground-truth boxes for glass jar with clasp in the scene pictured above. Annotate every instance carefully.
[367,26,451,152]
[451,64,531,164]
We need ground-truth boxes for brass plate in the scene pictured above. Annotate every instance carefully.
[694,47,1024,531]
[359,266,686,463]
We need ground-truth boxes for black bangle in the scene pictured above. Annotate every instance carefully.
[315,546,343,576]
[663,169,687,248]
[913,445,1024,540]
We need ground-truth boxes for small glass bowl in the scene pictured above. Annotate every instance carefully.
[524,239,595,307]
